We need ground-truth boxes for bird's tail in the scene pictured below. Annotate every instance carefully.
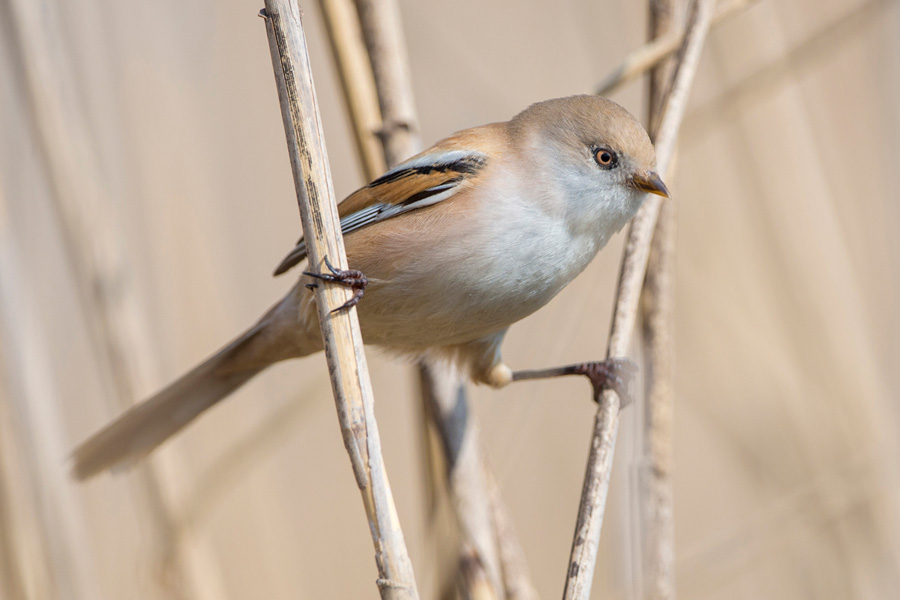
[72,288,317,480]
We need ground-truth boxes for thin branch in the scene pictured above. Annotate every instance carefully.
[637,191,679,600]
[0,319,53,600]
[0,236,95,599]
[260,3,418,598]
[638,173,679,600]
[596,0,758,96]
[316,0,386,180]
[486,473,540,600]
[646,0,686,125]
[635,2,684,599]
[562,1,716,598]
[419,368,503,598]
[457,545,498,600]
[352,0,423,165]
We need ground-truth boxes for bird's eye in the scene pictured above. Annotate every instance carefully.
[593,147,618,169]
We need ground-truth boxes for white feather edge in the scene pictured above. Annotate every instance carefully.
[378,148,481,176]
[278,149,486,271]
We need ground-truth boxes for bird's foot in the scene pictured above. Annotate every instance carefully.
[303,256,368,312]
[567,358,638,407]
[512,357,638,407]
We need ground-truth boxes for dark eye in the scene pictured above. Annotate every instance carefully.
[593,147,618,169]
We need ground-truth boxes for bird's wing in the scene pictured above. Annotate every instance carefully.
[272,142,492,276]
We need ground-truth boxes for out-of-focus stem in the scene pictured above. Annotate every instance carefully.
[316,0,386,180]
[596,0,759,97]
[635,2,683,599]
[352,1,537,596]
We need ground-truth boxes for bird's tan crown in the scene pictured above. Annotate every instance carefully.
[508,95,657,171]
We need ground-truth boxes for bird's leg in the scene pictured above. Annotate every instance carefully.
[303,256,369,313]
[512,358,638,407]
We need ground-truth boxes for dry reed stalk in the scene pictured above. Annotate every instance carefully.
[563,1,716,598]
[316,0,386,180]
[0,313,52,600]
[485,472,540,600]
[0,188,101,598]
[0,188,36,600]
[418,368,503,598]
[595,0,758,96]
[637,204,678,600]
[352,0,422,166]
[634,2,684,598]
[351,1,538,596]
[457,544,497,600]
[260,3,418,598]
[2,0,224,597]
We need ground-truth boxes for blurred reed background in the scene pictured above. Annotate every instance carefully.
[1,0,899,598]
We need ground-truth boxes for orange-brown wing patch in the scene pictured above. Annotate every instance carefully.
[272,136,495,276]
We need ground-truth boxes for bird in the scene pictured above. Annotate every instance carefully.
[72,95,669,480]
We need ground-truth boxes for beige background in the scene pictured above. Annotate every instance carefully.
[1,0,899,598]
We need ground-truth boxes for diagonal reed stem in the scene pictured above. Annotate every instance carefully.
[562,1,716,598]
[596,0,758,96]
[261,3,418,597]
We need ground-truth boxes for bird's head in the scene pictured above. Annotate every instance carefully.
[510,95,669,225]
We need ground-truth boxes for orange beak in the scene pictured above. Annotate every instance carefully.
[630,171,670,198]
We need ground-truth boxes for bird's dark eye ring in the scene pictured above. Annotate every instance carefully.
[593,147,617,168]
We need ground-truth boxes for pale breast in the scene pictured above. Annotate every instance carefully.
[342,166,604,350]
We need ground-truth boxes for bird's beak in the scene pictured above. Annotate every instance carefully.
[630,171,670,198]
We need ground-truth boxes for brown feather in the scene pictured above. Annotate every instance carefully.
[272,123,507,276]
[71,285,320,479]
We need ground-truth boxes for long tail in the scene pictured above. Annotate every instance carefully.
[72,287,316,480]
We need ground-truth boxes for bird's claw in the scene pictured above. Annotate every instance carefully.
[571,358,638,407]
[303,256,368,313]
